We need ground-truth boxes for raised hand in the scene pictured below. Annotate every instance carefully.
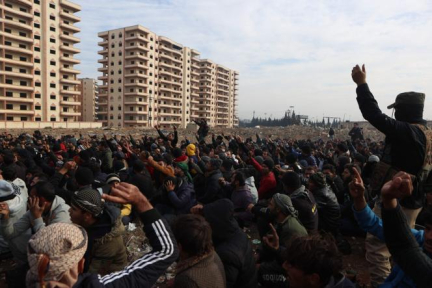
[263,223,279,251]
[0,202,10,220]
[165,180,175,192]
[382,172,413,201]
[102,182,152,213]
[351,64,366,86]
[349,167,367,211]
[190,204,204,215]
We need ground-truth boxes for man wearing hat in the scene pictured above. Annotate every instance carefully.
[69,188,127,275]
[352,64,431,285]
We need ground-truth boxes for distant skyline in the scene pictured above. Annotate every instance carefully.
[74,0,432,121]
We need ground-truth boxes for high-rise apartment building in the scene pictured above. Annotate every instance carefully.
[78,78,98,122]
[97,25,238,128]
[0,0,81,122]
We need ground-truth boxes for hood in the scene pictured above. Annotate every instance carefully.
[203,199,240,241]
[88,205,124,243]
[290,185,307,198]
[186,144,196,156]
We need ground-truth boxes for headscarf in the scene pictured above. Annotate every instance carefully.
[175,162,192,183]
[273,193,298,217]
[186,144,196,157]
[26,223,88,288]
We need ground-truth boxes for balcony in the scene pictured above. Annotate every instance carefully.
[60,0,81,12]
[61,56,81,64]
[124,73,147,79]
[125,82,148,88]
[125,54,149,61]
[97,67,108,73]
[0,57,33,68]
[61,45,80,54]
[98,40,108,46]
[0,70,33,79]
[0,5,32,19]
[159,95,182,102]
[98,49,108,55]
[124,91,147,97]
[98,75,108,81]
[125,34,149,42]
[60,67,80,74]
[125,45,149,52]
[0,83,34,91]
[60,100,81,106]
[60,34,80,43]
[60,78,80,85]
[60,111,81,116]
[0,31,33,43]
[124,101,147,106]
[0,96,33,103]
[0,109,34,115]
[0,44,33,55]
[124,110,148,115]
[60,11,81,22]
[1,18,32,31]
[125,63,147,69]
[124,120,147,124]
[60,22,81,33]
[60,89,80,95]
[159,87,181,94]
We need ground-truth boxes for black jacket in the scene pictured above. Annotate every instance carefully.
[203,199,257,288]
[311,186,340,235]
[72,209,178,288]
[356,83,427,209]
[288,186,319,232]
[197,170,224,204]
[383,204,432,288]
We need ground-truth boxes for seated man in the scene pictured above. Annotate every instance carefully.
[0,181,70,239]
[248,193,307,288]
[281,171,318,232]
[68,188,127,275]
[106,173,132,225]
[172,214,226,288]
[349,167,431,287]
[0,180,30,264]
[25,182,178,288]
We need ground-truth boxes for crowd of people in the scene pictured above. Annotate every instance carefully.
[0,65,430,288]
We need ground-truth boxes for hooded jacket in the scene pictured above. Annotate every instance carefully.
[167,179,196,215]
[0,195,71,239]
[85,205,128,275]
[203,199,257,288]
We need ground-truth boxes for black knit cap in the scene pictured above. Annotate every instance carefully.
[71,188,104,217]
[75,167,94,186]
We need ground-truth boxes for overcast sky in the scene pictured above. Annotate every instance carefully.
[73,0,432,121]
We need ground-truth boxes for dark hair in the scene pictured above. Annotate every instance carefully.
[75,167,94,186]
[282,171,301,190]
[173,214,213,257]
[422,207,432,226]
[2,166,17,181]
[233,171,246,186]
[284,234,343,285]
[33,181,56,202]
[133,160,145,173]
[3,152,14,165]
[322,164,336,174]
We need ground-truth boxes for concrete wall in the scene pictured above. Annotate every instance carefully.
[0,121,102,129]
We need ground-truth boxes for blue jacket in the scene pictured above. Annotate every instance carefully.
[353,205,424,287]
[167,180,196,215]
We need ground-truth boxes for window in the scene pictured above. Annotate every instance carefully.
[34,0,40,4]
[110,115,113,120]
[50,72,56,77]
[50,15,55,20]
[6,104,13,110]
[35,70,41,75]
[50,61,56,65]
[20,92,26,98]
[50,117,56,122]
[35,105,41,110]
[5,41,11,46]
[34,23,40,28]
[50,50,56,55]
[118,88,122,92]
[5,28,11,33]
[35,93,41,98]
[50,83,56,88]
[35,82,41,87]
[20,43,27,48]
[49,3,55,8]
[36,117,41,121]
[5,54,12,59]
[50,106,56,111]
[35,47,40,52]
[50,38,56,43]
[5,79,12,85]
[50,27,56,32]
[64,118,68,122]
[5,67,12,72]
[6,91,13,97]
[20,105,27,111]
[35,58,41,63]
[35,35,41,40]
[20,56,27,62]
[63,107,68,112]
[50,95,56,99]
[34,11,40,17]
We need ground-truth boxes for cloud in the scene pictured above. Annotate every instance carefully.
[73,0,432,121]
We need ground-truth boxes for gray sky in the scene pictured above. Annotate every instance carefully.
[74,0,432,121]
